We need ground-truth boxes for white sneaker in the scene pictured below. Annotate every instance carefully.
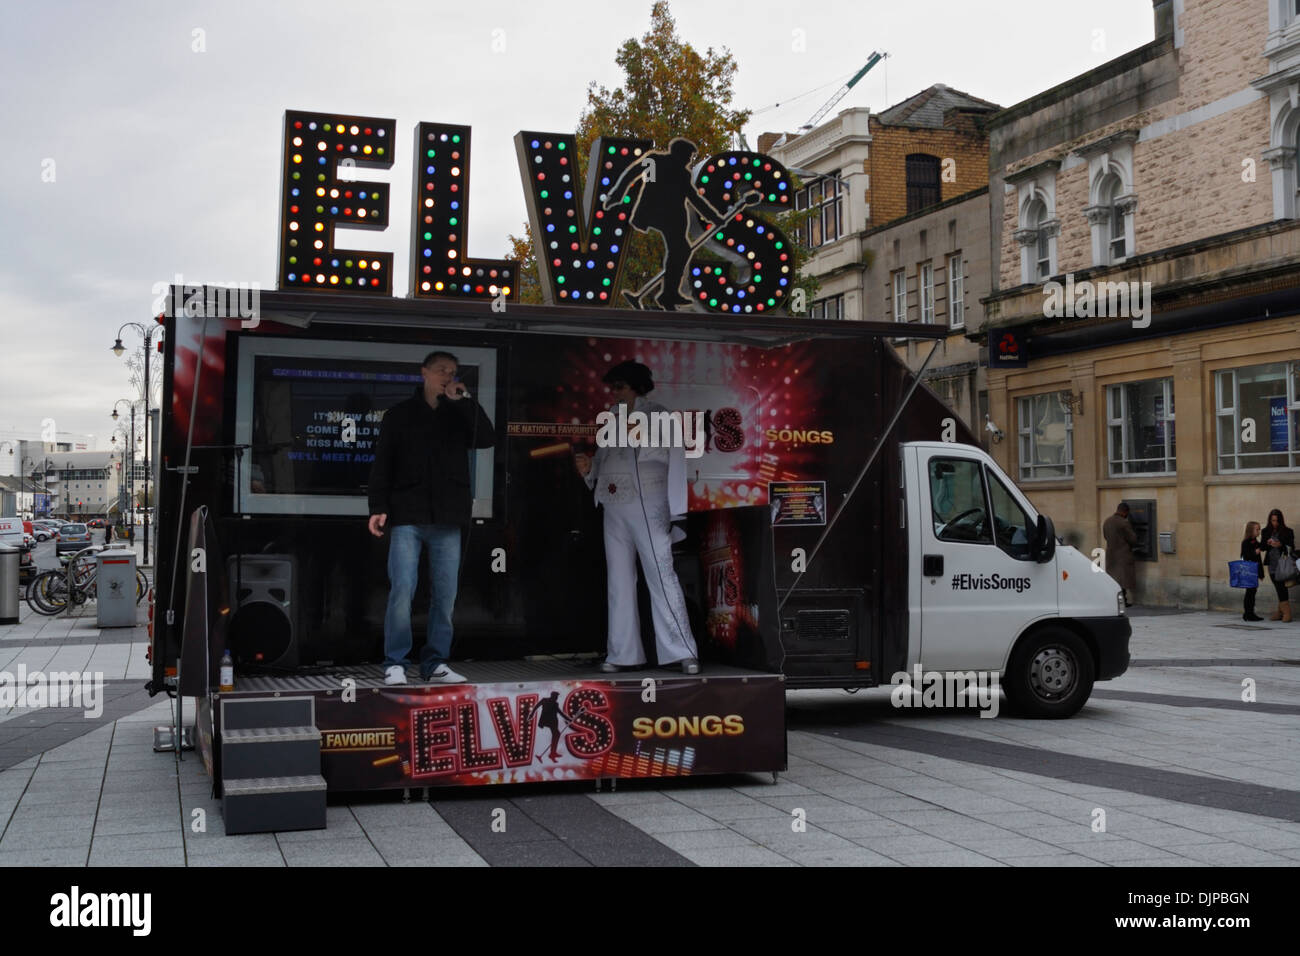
[425,663,467,684]
[384,665,407,685]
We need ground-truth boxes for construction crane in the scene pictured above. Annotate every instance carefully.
[800,51,886,131]
[754,51,886,152]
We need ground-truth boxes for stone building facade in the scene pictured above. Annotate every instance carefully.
[979,0,1300,611]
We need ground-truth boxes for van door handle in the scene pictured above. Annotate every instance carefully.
[923,555,944,577]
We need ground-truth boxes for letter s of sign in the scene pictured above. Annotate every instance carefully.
[710,407,745,453]
[692,150,798,315]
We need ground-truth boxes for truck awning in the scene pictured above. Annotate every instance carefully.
[184,288,950,348]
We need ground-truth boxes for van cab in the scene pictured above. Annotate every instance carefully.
[904,442,1131,717]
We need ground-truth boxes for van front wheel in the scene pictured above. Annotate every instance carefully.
[1003,628,1095,718]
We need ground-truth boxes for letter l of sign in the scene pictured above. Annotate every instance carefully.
[411,122,519,302]
[515,131,652,306]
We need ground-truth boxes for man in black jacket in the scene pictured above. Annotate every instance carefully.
[368,351,495,684]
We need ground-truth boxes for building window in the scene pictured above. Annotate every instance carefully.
[1107,379,1176,475]
[1105,176,1127,261]
[892,270,907,321]
[919,262,934,323]
[1215,361,1300,470]
[794,176,843,248]
[1030,201,1051,280]
[905,154,941,214]
[947,253,964,329]
[1017,392,1074,480]
[809,294,844,320]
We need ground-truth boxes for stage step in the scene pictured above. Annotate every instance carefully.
[222,776,328,835]
[222,726,322,779]
[220,696,325,835]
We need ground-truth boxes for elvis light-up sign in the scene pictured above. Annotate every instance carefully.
[277,109,795,314]
[279,112,396,295]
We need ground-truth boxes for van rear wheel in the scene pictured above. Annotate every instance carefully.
[1003,628,1095,718]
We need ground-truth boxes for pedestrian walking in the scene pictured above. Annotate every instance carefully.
[1102,501,1138,607]
[1263,508,1296,622]
[1240,520,1264,621]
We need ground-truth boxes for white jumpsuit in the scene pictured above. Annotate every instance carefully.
[585,397,699,666]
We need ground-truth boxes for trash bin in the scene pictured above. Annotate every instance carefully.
[96,547,138,628]
[0,544,18,626]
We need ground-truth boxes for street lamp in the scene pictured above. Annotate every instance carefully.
[21,456,39,520]
[111,400,139,538]
[0,442,16,517]
[112,321,162,565]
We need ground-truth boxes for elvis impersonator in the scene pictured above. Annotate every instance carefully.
[574,361,701,674]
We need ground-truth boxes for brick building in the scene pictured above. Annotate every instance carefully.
[764,86,999,432]
[979,0,1300,611]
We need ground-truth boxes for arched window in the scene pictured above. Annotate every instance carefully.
[1028,199,1051,280]
[1104,175,1127,261]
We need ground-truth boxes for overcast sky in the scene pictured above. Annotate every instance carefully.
[0,0,1156,459]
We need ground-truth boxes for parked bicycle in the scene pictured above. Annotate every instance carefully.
[25,545,148,616]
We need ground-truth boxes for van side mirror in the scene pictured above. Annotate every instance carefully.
[1035,514,1056,564]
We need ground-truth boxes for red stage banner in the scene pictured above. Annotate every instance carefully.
[238,675,786,790]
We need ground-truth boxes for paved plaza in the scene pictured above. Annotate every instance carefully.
[1,588,1296,866]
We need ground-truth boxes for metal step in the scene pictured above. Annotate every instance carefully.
[222,775,327,835]
[221,728,322,780]
[223,726,320,744]
[222,775,326,796]
[221,695,315,731]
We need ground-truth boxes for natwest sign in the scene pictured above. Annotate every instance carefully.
[278,109,796,314]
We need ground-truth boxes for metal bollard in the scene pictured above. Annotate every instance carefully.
[0,544,19,625]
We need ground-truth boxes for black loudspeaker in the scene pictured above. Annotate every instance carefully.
[227,554,298,669]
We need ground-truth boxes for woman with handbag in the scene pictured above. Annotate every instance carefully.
[1264,509,1296,622]
[1240,521,1264,622]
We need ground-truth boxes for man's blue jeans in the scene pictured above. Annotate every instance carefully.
[383,523,461,676]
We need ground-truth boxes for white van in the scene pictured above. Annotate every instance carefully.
[903,442,1129,717]
[0,517,36,584]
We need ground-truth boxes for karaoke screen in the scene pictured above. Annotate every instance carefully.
[248,355,431,497]
[233,338,496,516]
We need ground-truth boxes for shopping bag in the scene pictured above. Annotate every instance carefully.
[1228,560,1258,589]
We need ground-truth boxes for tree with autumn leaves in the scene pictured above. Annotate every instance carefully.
[506,2,817,309]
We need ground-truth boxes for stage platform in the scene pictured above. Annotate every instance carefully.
[201,658,787,793]
[235,657,772,692]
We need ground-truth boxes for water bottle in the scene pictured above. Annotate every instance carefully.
[219,650,234,692]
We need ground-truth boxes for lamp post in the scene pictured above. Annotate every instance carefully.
[111,401,138,541]
[112,322,162,565]
[22,456,37,520]
[0,442,15,517]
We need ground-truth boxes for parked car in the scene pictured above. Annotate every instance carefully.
[55,523,93,555]
[24,521,53,542]
[86,518,105,529]
[0,518,36,584]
